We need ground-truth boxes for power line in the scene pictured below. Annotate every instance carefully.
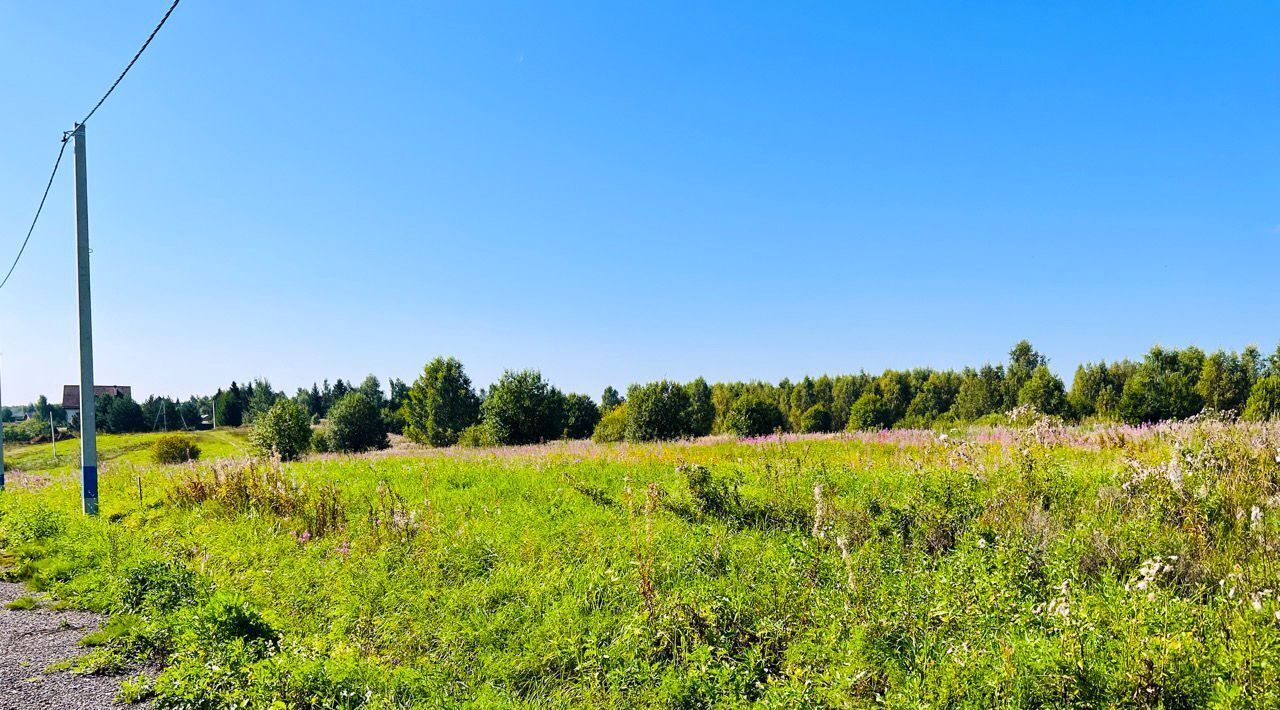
[0,140,69,292]
[0,0,182,293]
[79,0,182,127]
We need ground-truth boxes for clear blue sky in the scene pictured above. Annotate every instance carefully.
[1,2,1277,405]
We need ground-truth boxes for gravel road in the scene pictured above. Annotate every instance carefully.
[0,581,137,709]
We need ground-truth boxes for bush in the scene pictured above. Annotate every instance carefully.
[798,404,833,433]
[152,434,201,465]
[326,392,389,453]
[1243,375,1280,421]
[457,422,499,448]
[724,395,786,437]
[592,404,628,443]
[482,370,566,445]
[120,560,202,614]
[248,400,312,461]
[626,381,693,442]
[310,428,333,454]
[403,357,481,447]
[562,394,601,440]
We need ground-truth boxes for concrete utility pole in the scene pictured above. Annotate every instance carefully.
[72,124,98,516]
[0,356,5,493]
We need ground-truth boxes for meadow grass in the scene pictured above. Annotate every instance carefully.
[2,421,1280,707]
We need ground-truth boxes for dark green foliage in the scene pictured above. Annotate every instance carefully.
[905,371,961,423]
[625,380,694,441]
[830,375,867,431]
[600,386,624,413]
[1017,365,1069,417]
[403,357,481,447]
[591,404,628,443]
[192,594,279,651]
[562,393,601,440]
[97,394,145,433]
[120,560,202,614]
[482,370,566,445]
[847,391,892,430]
[1068,361,1133,420]
[685,378,715,437]
[798,404,832,433]
[326,392,389,453]
[457,422,499,447]
[152,434,201,464]
[951,366,1005,421]
[1243,375,1280,421]
[1005,340,1047,408]
[682,465,740,517]
[245,379,281,424]
[356,375,385,405]
[215,384,245,427]
[1120,347,1205,424]
[723,395,786,437]
[248,400,312,461]
[1197,350,1251,414]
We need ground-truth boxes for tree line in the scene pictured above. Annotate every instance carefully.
[22,339,1280,450]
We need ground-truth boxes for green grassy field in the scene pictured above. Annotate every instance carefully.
[2,421,1280,707]
[4,428,250,475]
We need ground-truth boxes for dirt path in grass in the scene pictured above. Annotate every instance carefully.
[0,581,137,709]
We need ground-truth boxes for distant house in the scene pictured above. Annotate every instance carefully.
[62,385,131,424]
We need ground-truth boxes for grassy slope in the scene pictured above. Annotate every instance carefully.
[4,428,250,474]
[2,425,1280,706]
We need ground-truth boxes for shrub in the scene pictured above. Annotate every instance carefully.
[152,434,201,465]
[402,357,481,447]
[724,395,786,437]
[682,465,740,517]
[482,370,566,445]
[457,423,499,448]
[326,392,389,453]
[592,403,628,443]
[310,428,333,454]
[847,391,891,431]
[562,394,601,440]
[1243,375,1280,421]
[626,381,693,442]
[248,400,312,461]
[798,404,833,433]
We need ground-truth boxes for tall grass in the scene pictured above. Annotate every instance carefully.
[1,421,1279,706]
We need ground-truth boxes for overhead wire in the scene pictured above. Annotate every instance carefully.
[0,0,181,292]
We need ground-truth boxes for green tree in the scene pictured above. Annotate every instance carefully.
[1017,365,1069,417]
[625,380,693,442]
[403,357,481,447]
[600,386,624,413]
[248,400,312,461]
[326,392,389,453]
[1005,340,1047,408]
[684,378,715,437]
[1243,376,1280,421]
[798,403,833,433]
[905,371,961,423]
[357,375,385,405]
[951,365,1005,421]
[245,379,280,423]
[847,391,892,431]
[1197,350,1251,414]
[562,394,601,440]
[1119,347,1204,424]
[723,395,787,437]
[592,403,628,443]
[215,384,245,427]
[33,395,49,422]
[482,370,566,445]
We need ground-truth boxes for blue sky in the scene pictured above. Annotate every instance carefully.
[1,2,1277,404]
